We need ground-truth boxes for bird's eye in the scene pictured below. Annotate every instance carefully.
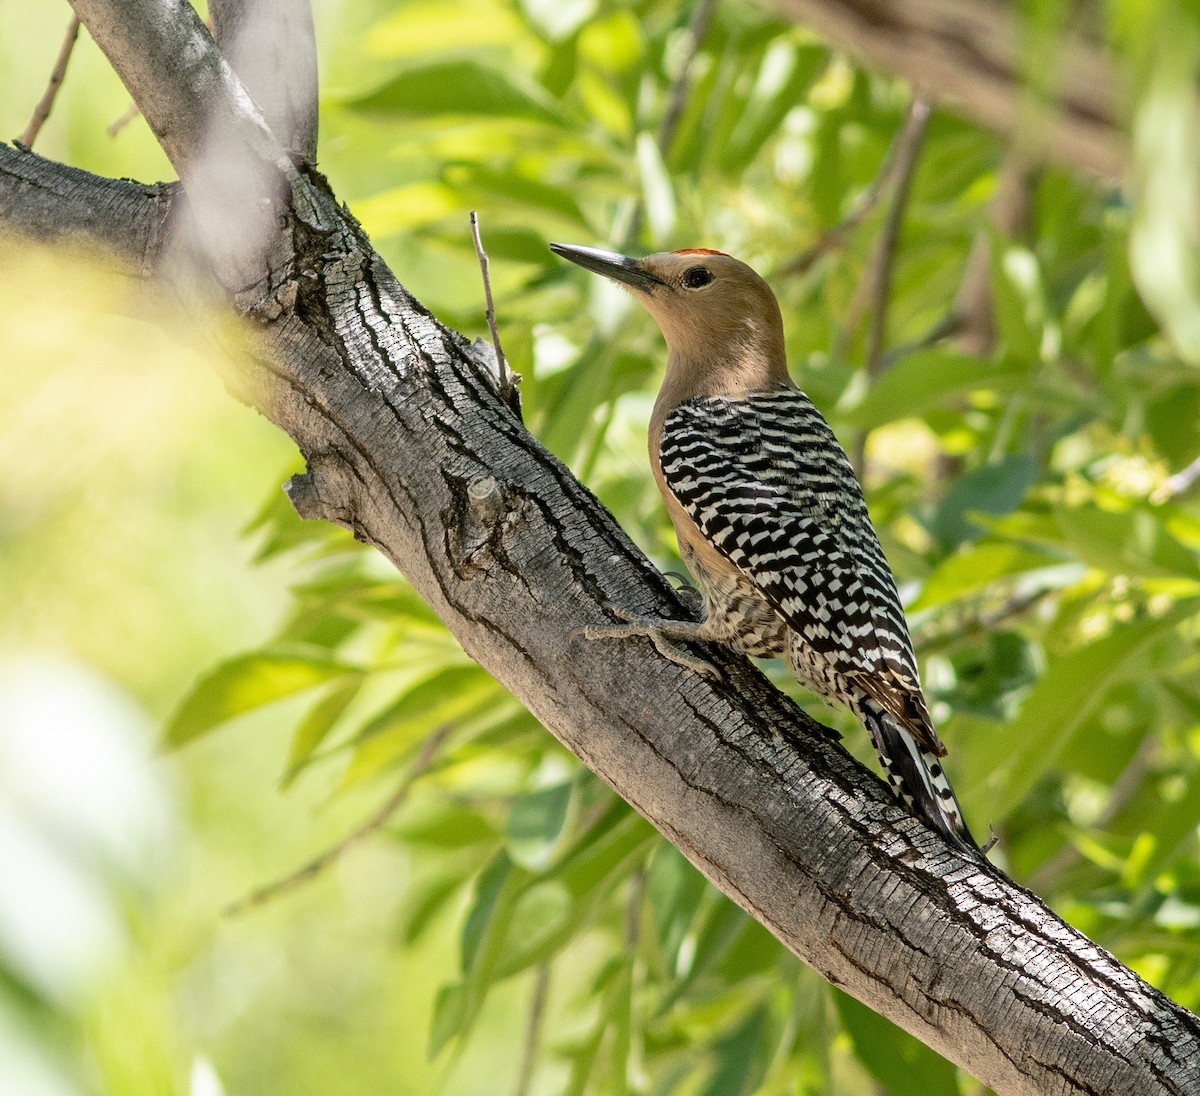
[682,266,713,289]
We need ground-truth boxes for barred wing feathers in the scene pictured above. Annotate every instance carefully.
[659,390,943,756]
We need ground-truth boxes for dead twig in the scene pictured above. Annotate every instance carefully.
[18,17,82,149]
[223,725,450,917]
[107,101,142,138]
[842,97,932,474]
[1154,453,1200,502]
[513,964,552,1096]
[835,97,933,373]
[864,97,932,380]
[470,211,521,415]
[782,124,912,279]
[657,0,720,159]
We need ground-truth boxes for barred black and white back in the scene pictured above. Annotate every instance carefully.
[659,386,977,852]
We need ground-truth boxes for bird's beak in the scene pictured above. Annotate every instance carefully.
[550,243,663,293]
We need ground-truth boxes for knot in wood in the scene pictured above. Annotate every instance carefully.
[445,473,523,579]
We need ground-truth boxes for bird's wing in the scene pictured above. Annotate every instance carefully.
[660,390,943,755]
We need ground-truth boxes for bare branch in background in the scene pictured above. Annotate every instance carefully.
[834,97,932,371]
[209,0,319,162]
[771,0,1123,178]
[1154,453,1200,501]
[106,101,141,138]
[17,16,82,149]
[864,98,932,379]
[224,726,450,917]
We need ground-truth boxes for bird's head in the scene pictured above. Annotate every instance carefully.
[550,243,790,396]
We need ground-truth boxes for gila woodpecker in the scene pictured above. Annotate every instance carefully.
[551,242,978,854]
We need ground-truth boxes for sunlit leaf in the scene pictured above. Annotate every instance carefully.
[973,601,1199,818]
[281,677,363,786]
[912,543,1065,612]
[346,58,569,125]
[166,650,360,749]
[839,351,1027,431]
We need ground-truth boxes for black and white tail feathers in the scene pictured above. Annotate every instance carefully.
[859,699,979,855]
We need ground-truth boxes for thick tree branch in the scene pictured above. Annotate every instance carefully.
[210,0,319,163]
[772,0,1124,178]
[3,2,1199,1091]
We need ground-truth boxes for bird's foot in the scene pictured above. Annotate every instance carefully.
[572,607,723,680]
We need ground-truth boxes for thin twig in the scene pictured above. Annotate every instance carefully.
[223,725,451,917]
[844,97,932,474]
[782,130,910,279]
[513,964,552,1096]
[470,211,520,413]
[1155,453,1200,501]
[18,17,82,149]
[834,97,933,372]
[106,102,142,138]
[864,97,932,380]
[915,585,1055,654]
[657,0,720,158]
[881,148,1037,369]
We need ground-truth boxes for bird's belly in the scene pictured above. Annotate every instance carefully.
[787,635,852,706]
[686,556,790,659]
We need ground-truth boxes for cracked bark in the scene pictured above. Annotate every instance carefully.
[3,1,1199,1092]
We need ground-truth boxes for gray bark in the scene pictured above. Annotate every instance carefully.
[3,1,1199,1092]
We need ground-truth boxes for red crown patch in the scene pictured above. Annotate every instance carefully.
[672,248,728,257]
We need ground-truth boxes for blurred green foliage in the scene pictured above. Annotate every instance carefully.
[5,0,1200,1094]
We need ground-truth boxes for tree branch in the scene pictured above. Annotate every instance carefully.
[17,15,82,149]
[210,0,319,163]
[771,0,1124,178]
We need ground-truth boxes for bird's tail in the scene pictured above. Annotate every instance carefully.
[859,700,979,855]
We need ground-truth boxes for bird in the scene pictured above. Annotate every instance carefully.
[550,241,979,854]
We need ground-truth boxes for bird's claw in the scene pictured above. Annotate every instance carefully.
[574,605,723,680]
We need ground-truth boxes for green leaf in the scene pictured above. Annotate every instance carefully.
[648,843,708,975]
[506,781,573,869]
[839,351,1026,431]
[833,991,961,1096]
[988,230,1045,362]
[926,456,1038,548]
[700,1005,769,1096]
[165,650,359,749]
[1054,503,1200,581]
[912,542,1064,612]
[428,981,470,1059]
[341,664,497,785]
[968,601,1200,819]
[345,58,568,125]
[281,677,362,787]
[461,852,517,974]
